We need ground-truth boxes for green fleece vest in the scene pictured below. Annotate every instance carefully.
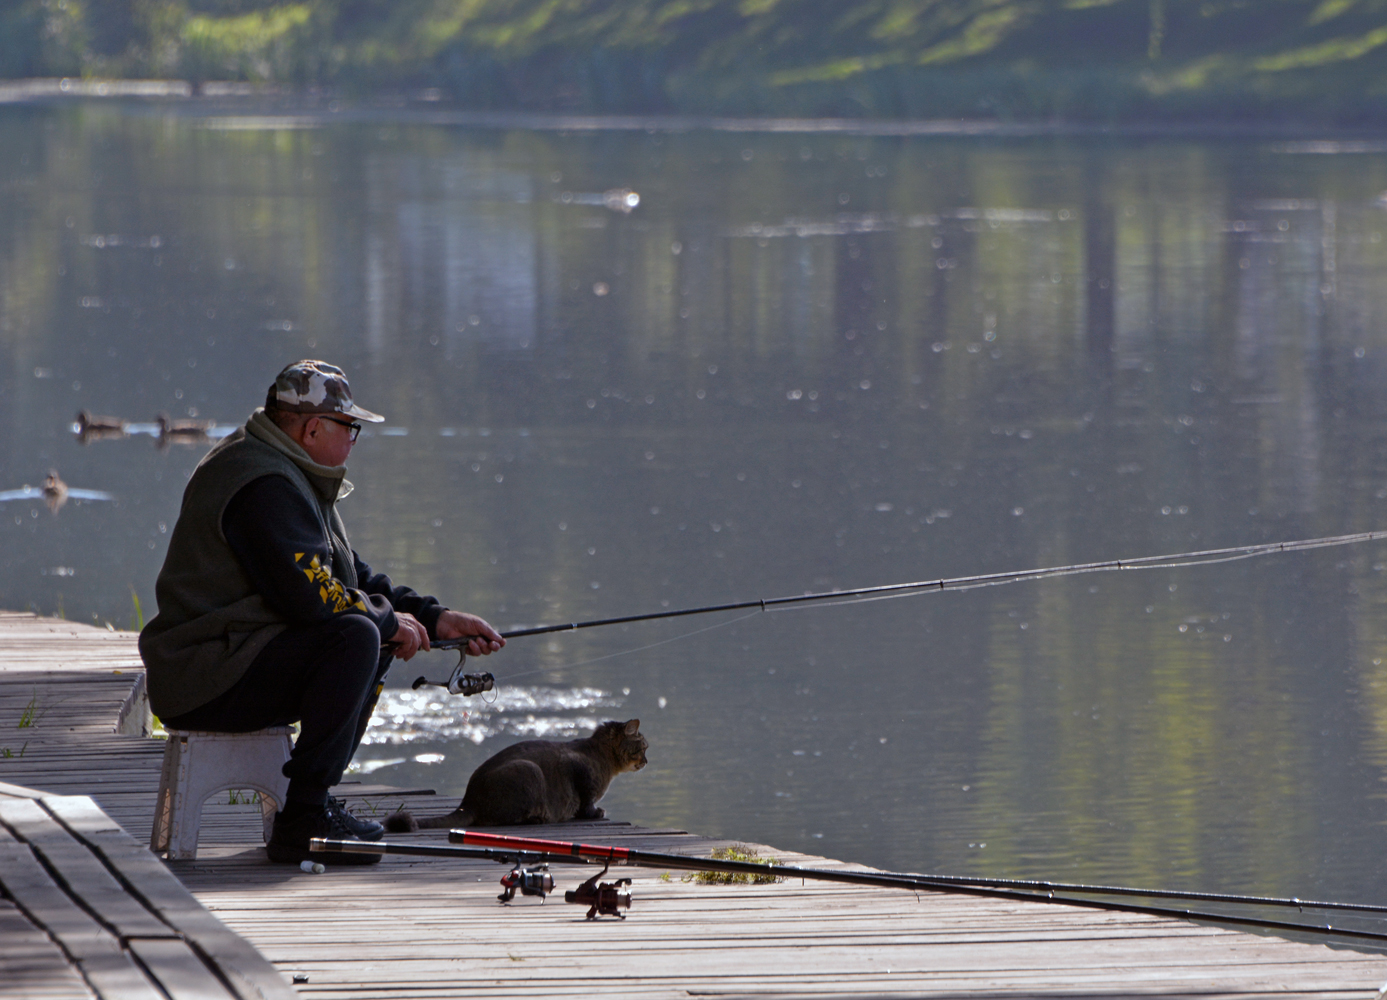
[139,409,358,718]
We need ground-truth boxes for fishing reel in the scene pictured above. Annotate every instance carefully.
[411,648,494,697]
[499,861,555,904]
[565,862,632,920]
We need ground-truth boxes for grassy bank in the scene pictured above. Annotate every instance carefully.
[6,1,1387,124]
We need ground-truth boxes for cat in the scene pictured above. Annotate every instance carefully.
[384,719,648,832]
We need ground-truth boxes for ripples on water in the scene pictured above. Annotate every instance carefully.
[7,104,1387,907]
[358,684,621,751]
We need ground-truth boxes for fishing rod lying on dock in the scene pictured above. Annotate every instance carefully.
[413,529,1387,695]
[309,835,630,915]
[311,830,1387,942]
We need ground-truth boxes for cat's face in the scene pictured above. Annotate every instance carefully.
[602,718,648,772]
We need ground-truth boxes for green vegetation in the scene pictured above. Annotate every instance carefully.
[343,798,398,817]
[7,691,42,752]
[684,845,783,883]
[5,1,1387,121]
[17,690,44,729]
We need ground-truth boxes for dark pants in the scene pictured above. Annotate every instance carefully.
[163,616,392,809]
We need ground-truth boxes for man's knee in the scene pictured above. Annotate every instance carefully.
[336,615,383,669]
[337,614,380,646]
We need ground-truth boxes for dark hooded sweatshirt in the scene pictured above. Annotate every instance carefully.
[139,408,441,718]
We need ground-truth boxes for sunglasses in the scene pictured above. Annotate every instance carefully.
[320,415,363,442]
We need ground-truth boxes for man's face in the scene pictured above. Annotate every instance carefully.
[298,414,357,468]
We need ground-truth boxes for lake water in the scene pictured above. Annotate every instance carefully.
[5,102,1387,924]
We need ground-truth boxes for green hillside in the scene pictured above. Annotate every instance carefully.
[6,0,1387,122]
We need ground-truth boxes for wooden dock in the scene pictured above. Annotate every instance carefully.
[3,610,1386,999]
[0,782,294,1000]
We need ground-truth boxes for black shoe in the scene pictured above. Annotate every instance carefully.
[266,805,382,866]
[327,796,385,842]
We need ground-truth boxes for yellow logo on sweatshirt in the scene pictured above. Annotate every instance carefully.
[294,552,367,614]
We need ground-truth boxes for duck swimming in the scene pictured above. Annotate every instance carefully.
[156,413,212,447]
[0,470,115,514]
[74,410,128,444]
[41,470,68,513]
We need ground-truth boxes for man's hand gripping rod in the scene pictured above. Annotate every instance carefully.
[409,636,494,696]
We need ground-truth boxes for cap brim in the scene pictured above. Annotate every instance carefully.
[344,402,385,423]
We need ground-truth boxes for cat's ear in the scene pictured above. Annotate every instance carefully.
[624,719,640,734]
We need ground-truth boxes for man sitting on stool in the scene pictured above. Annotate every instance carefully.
[139,360,503,865]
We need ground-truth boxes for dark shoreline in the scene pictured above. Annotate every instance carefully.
[4,77,1387,140]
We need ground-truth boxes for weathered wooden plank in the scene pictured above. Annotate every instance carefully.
[0,839,163,999]
[124,939,237,1000]
[0,790,295,1000]
[189,870,1387,1000]
[0,899,96,1000]
[0,799,182,941]
[44,795,298,1000]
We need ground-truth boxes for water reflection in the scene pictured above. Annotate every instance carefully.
[360,684,623,748]
[4,106,1387,904]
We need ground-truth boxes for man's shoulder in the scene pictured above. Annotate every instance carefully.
[186,427,305,502]
[197,426,291,475]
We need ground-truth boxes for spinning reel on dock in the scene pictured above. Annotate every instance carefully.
[498,860,555,904]
[565,862,632,920]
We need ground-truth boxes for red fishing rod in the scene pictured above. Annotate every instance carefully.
[310,831,1387,942]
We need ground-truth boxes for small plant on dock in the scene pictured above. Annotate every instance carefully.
[683,845,783,885]
[18,691,46,729]
[1,742,27,758]
[227,789,262,806]
[130,586,145,631]
[350,797,394,817]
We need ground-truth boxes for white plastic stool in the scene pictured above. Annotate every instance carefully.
[150,727,293,860]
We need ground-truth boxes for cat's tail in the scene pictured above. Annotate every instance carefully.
[383,805,475,833]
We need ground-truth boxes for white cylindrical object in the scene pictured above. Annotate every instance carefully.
[300,860,325,874]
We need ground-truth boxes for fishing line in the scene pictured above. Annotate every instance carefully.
[766,530,1387,615]
[762,545,1303,614]
[486,609,764,686]
[433,529,1387,646]
[417,529,1387,693]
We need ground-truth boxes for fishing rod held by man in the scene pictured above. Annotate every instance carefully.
[410,529,1387,696]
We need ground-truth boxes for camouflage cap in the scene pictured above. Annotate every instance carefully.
[264,360,385,423]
